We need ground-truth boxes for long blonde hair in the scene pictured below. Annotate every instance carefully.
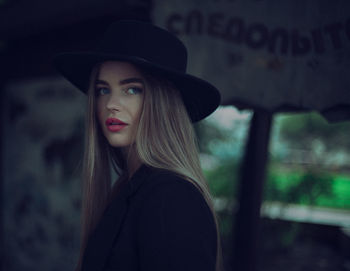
[75,63,224,271]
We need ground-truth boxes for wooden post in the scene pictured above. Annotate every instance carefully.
[231,109,273,271]
[0,67,6,271]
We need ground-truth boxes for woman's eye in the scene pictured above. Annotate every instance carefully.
[125,87,143,95]
[96,87,110,96]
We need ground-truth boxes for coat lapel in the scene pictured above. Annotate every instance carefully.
[81,164,153,271]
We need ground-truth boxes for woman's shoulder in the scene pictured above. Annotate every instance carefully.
[131,165,211,212]
[137,165,200,194]
[133,168,218,271]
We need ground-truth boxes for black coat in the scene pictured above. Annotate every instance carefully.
[81,164,217,271]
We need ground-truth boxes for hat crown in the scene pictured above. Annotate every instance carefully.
[97,20,188,73]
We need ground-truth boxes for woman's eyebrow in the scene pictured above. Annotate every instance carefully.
[95,79,109,85]
[95,78,144,86]
[119,77,144,85]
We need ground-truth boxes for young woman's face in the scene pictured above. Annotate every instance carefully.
[96,61,145,149]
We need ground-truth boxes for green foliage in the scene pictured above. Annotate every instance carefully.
[317,175,350,208]
[264,165,350,209]
[204,158,350,210]
[218,211,233,237]
[199,108,350,212]
[285,171,333,205]
[204,159,239,198]
[194,120,229,154]
[265,111,350,209]
[203,159,240,237]
[278,112,350,150]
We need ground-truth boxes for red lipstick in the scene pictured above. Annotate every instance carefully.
[105,118,128,132]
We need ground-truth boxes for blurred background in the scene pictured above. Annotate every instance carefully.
[1,0,350,270]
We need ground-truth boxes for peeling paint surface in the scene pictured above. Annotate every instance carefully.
[3,77,86,271]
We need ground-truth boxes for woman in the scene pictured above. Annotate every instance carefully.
[54,20,223,271]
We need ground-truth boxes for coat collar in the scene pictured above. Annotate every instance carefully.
[125,164,154,198]
[81,164,154,271]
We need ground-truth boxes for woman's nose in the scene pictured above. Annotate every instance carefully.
[106,92,122,111]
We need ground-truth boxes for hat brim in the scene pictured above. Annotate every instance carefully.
[53,52,221,122]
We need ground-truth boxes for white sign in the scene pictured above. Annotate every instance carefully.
[152,0,350,120]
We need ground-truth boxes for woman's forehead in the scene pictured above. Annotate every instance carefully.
[98,61,144,81]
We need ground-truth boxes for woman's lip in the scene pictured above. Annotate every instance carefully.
[106,118,127,125]
[105,118,128,132]
[106,124,127,132]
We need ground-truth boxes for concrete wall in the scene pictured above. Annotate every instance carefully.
[2,76,86,270]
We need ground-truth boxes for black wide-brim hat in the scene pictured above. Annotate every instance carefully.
[53,20,221,122]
